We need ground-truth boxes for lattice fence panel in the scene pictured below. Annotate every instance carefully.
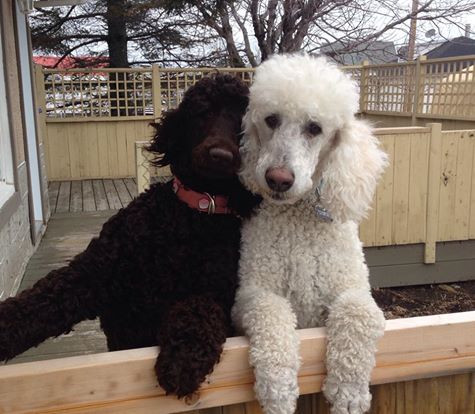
[43,69,154,118]
[419,58,475,118]
[364,63,416,114]
[342,65,362,85]
[159,68,254,111]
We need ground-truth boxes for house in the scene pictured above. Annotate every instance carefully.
[398,35,475,61]
[0,0,50,299]
[320,40,398,65]
[33,55,109,69]
[425,36,475,59]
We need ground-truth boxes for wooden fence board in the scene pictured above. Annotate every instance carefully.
[97,123,110,178]
[48,123,70,179]
[117,122,129,177]
[438,132,459,241]
[424,124,442,262]
[67,122,81,178]
[375,135,395,245]
[44,120,152,180]
[454,130,474,240]
[392,133,411,244]
[407,133,430,243]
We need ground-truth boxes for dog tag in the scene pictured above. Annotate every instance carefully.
[314,205,333,222]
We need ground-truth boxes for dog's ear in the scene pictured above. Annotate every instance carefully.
[147,109,184,167]
[238,111,262,194]
[321,120,388,223]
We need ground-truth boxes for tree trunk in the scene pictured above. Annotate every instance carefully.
[106,0,129,116]
[106,0,129,68]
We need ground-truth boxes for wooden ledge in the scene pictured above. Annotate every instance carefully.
[1,312,474,414]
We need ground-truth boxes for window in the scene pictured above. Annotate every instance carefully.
[0,23,15,208]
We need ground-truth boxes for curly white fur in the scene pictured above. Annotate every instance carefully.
[232,54,387,414]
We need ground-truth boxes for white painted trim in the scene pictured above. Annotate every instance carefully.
[15,2,44,222]
[0,22,14,191]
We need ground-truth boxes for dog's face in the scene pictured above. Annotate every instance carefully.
[149,74,249,192]
[188,105,243,179]
[240,54,358,204]
[244,108,338,204]
[240,54,387,222]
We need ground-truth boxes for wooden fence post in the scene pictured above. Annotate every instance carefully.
[412,55,427,125]
[152,64,162,121]
[425,122,442,264]
[359,60,369,113]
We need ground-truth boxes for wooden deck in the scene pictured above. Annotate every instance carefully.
[48,178,138,213]
[8,178,139,364]
[8,211,113,364]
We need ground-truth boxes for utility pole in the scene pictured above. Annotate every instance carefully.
[407,0,418,60]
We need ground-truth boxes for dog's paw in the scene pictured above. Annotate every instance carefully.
[322,377,371,414]
[254,366,299,414]
[155,348,217,398]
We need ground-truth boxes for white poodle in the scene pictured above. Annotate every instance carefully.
[232,54,388,414]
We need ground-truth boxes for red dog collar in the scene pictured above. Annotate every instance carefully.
[173,177,233,215]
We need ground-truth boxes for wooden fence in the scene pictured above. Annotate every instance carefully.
[136,124,475,263]
[1,311,474,413]
[36,55,475,180]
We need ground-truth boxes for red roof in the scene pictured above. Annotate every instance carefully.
[33,56,109,69]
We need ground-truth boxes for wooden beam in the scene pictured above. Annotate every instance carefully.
[1,312,474,414]
[374,126,430,135]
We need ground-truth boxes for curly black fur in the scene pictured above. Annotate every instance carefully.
[0,74,259,398]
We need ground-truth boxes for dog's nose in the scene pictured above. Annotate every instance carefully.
[209,147,234,165]
[265,168,295,192]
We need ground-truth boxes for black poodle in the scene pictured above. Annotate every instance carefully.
[0,74,258,397]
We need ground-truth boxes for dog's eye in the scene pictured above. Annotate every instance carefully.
[265,114,280,129]
[305,121,322,136]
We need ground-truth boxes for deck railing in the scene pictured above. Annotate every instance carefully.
[37,54,475,122]
[1,311,474,414]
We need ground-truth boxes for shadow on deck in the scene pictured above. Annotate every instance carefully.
[8,179,137,364]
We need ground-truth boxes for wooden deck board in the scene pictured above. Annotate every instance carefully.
[113,179,133,205]
[55,181,71,213]
[82,180,96,212]
[92,180,110,211]
[48,181,60,213]
[103,179,123,210]
[48,179,135,214]
[70,180,83,212]
[8,211,115,364]
[124,178,138,197]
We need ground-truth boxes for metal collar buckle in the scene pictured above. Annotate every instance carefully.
[204,192,216,214]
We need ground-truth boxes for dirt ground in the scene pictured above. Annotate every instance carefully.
[372,280,475,319]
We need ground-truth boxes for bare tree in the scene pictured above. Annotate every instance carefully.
[173,0,475,66]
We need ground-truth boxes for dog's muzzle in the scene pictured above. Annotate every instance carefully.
[265,167,295,192]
